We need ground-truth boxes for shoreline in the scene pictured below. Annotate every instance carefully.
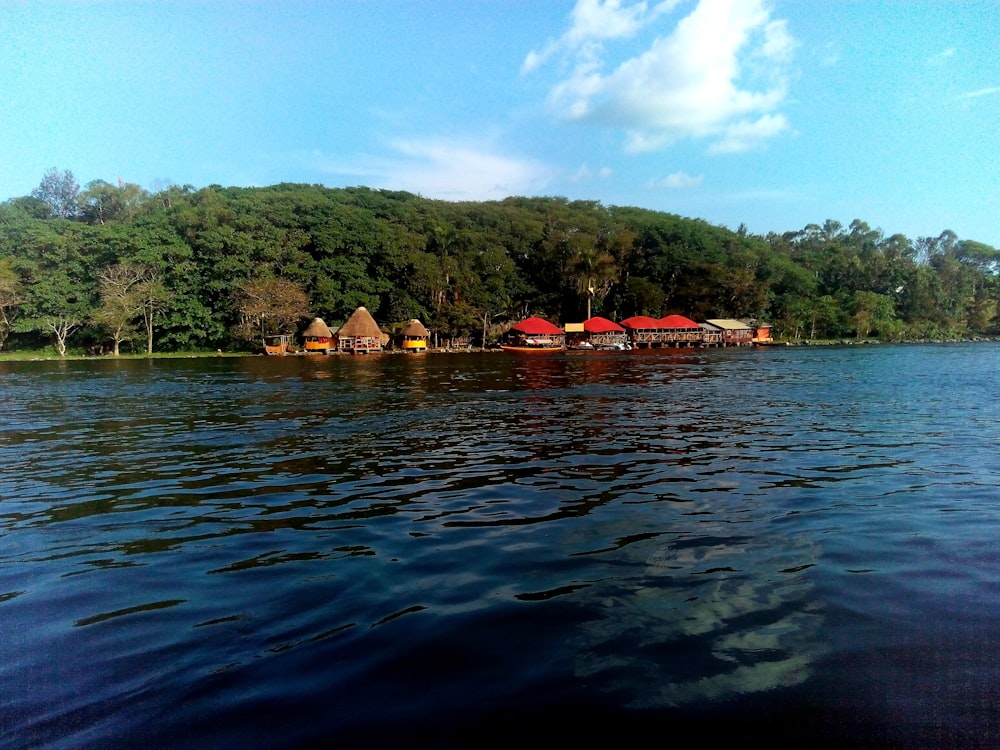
[2,336,999,363]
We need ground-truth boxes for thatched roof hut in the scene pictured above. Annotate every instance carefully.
[401,319,429,337]
[336,307,384,353]
[302,317,335,354]
[303,317,333,338]
[400,318,430,352]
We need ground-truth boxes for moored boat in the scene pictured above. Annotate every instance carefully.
[263,334,295,356]
[501,336,563,353]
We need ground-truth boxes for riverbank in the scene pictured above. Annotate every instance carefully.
[2,336,998,362]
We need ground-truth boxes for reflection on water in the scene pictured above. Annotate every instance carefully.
[2,345,1000,747]
[572,532,824,708]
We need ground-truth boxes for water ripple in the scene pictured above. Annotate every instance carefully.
[3,347,1000,747]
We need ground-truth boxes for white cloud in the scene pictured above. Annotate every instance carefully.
[566,0,668,43]
[532,0,795,154]
[957,86,999,100]
[522,0,681,74]
[820,41,840,67]
[650,171,704,189]
[759,19,794,62]
[708,113,789,154]
[319,138,552,201]
[569,163,593,182]
[927,47,957,65]
[569,162,614,182]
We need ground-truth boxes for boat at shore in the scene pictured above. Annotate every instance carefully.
[501,337,564,353]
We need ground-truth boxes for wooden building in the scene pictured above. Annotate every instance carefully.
[302,317,334,354]
[700,323,722,347]
[658,314,703,347]
[580,316,628,349]
[704,319,753,346]
[502,317,565,351]
[746,320,774,344]
[620,315,664,348]
[335,306,384,354]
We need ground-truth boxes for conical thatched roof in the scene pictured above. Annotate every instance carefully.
[401,319,429,337]
[303,317,333,338]
[336,306,382,338]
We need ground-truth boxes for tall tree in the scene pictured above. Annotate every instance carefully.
[133,268,171,354]
[93,263,148,355]
[42,315,83,357]
[19,262,95,356]
[0,258,24,350]
[566,244,618,319]
[31,168,80,219]
[78,180,150,224]
[233,276,310,344]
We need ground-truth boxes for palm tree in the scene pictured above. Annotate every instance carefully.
[567,245,618,319]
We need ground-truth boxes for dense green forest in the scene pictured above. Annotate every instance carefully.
[1,168,997,354]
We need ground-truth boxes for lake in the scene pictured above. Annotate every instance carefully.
[2,344,999,748]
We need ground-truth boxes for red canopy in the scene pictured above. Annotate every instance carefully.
[511,316,564,335]
[659,314,700,329]
[583,316,625,333]
[619,315,662,330]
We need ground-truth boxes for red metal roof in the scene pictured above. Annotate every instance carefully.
[511,317,564,335]
[619,315,662,330]
[658,314,700,329]
[583,316,625,333]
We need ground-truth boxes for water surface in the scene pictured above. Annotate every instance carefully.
[2,345,999,747]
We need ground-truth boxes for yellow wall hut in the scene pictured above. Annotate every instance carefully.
[302,317,334,354]
[400,319,429,352]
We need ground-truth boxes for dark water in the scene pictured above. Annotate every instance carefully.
[2,345,1000,748]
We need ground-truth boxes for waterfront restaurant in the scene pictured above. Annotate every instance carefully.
[620,315,664,348]
[658,314,704,347]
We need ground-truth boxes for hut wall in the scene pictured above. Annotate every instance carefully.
[659,328,704,346]
[587,332,626,346]
[723,329,753,345]
[338,335,382,353]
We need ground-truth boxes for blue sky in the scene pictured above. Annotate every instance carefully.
[2,1,998,246]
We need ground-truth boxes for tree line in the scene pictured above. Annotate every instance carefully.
[1,167,997,355]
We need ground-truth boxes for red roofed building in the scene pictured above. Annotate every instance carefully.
[619,315,664,349]
[503,317,565,351]
[583,316,625,333]
[565,316,628,350]
[658,314,703,347]
[511,317,563,335]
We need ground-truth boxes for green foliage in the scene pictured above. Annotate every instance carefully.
[1,182,998,352]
